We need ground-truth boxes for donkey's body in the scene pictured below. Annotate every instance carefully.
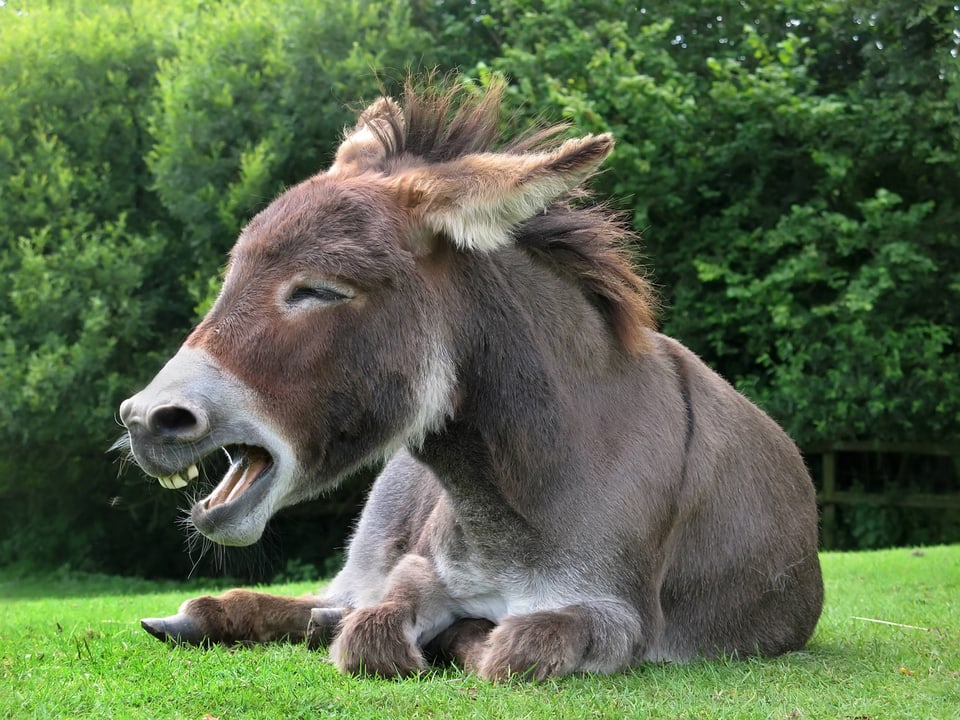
[120,79,823,679]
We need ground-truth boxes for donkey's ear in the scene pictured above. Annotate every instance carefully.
[328,97,402,176]
[397,133,614,253]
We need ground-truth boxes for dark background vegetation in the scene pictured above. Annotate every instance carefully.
[1,0,958,579]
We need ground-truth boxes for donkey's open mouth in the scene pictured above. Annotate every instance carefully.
[155,444,274,508]
[118,345,301,546]
[204,445,274,509]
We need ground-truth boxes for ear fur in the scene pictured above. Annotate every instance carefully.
[396,133,614,252]
[328,97,403,176]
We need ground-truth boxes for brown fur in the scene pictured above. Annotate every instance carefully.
[424,618,495,669]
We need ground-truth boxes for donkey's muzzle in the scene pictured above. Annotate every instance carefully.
[117,346,226,478]
[120,395,211,479]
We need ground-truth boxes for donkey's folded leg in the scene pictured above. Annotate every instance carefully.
[329,554,455,678]
[476,599,646,681]
[424,617,496,668]
[141,589,334,645]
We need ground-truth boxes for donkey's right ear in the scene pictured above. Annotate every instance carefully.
[327,97,403,176]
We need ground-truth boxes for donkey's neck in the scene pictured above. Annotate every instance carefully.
[412,248,624,542]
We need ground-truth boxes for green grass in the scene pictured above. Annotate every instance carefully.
[1,546,958,719]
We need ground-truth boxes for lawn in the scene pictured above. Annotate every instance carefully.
[1,546,957,719]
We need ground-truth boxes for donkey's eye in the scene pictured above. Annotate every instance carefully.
[287,284,353,306]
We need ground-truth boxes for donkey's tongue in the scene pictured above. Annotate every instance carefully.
[205,448,272,509]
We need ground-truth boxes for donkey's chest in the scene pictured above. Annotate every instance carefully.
[420,482,612,620]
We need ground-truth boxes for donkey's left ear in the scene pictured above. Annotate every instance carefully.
[396,133,614,253]
[328,97,402,176]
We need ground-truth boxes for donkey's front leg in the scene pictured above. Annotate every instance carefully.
[141,589,332,645]
[476,599,646,681]
[329,554,454,677]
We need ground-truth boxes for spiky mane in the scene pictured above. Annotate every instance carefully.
[364,77,563,169]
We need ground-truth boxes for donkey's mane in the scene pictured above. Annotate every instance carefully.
[365,77,658,354]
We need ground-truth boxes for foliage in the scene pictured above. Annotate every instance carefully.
[2,546,959,718]
[0,0,193,574]
[1,0,958,575]
[481,0,960,447]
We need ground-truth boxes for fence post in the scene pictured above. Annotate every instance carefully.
[821,451,836,549]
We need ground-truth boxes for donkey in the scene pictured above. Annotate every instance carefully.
[118,77,823,680]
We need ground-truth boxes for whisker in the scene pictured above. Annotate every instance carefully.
[177,502,210,579]
[108,433,131,454]
[107,434,137,479]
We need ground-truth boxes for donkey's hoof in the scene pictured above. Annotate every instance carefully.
[141,613,206,645]
[306,607,346,649]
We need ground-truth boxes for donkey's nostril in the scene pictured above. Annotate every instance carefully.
[147,404,209,441]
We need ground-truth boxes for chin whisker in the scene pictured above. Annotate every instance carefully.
[177,504,212,579]
[108,434,137,478]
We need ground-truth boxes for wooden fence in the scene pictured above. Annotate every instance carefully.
[804,441,960,548]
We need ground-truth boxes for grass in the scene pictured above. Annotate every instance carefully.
[1,546,958,719]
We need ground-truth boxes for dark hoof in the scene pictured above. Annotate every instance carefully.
[141,613,207,646]
[306,607,345,649]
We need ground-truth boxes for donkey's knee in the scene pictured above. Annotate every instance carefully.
[329,601,426,677]
[476,601,644,681]
[477,608,588,681]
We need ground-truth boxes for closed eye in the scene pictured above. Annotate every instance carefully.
[287,283,353,306]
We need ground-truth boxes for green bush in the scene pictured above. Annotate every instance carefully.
[0,0,192,574]
[0,0,444,577]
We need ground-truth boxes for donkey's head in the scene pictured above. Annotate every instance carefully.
[118,79,619,546]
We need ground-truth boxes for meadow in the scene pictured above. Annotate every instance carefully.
[1,545,957,719]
